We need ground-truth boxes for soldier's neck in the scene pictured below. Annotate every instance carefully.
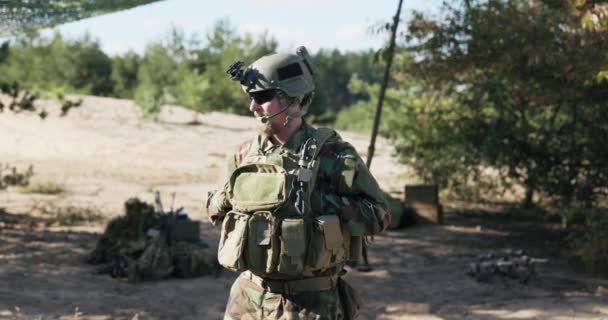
[272,117,303,145]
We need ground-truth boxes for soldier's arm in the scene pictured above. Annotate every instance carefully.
[205,139,255,225]
[206,154,237,226]
[313,143,390,236]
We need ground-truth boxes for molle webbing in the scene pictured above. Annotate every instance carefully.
[299,128,337,216]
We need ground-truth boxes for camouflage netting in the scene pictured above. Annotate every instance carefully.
[0,0,166,37]
[87,198,220,283]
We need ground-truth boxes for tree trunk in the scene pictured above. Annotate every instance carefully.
[522,187,534,209]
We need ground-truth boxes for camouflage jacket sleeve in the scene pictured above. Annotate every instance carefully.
[205,140,253,226]
[205,156,235,226]
[310,139,390,236]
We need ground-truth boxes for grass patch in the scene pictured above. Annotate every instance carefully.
[34,204,106,226]
[21,181,65,195]
[53,207,105,226]
[208,152,226,158]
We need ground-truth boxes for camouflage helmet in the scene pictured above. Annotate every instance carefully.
[227,46,316,113]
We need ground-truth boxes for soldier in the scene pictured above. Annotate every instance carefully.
[206,46,390,320]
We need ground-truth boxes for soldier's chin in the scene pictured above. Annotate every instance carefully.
[256,120,276,137]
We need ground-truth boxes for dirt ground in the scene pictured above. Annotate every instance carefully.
[0,96,606,320]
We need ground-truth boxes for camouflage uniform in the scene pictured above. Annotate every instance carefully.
[208,122,389,320]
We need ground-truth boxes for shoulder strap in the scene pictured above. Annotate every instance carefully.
[297,127,338,216]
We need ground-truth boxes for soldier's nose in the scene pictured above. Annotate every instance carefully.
[249,99,262,113]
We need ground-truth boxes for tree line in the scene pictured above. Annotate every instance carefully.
[0,19,383,121]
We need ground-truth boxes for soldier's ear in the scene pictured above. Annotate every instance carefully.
[300,92,313,109]
[289,100,303,111]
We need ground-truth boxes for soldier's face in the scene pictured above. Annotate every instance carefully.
[249,92,279,118]
[249,91,284,134]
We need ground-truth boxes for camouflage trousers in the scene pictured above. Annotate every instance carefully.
[223,273,346,320]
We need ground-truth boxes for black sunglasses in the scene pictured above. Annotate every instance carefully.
[249,90,277,104]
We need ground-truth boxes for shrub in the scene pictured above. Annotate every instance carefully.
[52,206,105,226]
[21,181,64,195]
[334,100,374,134]
[0,164,34,188]
[34,203,105,226]
[575,208,608,274]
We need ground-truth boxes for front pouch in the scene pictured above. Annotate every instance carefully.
[229,163,288,212]
[305,215,345,272]
[246,211,276,274]
[338,277,362,320]
[277,218,306,275]
[217,211,249,272]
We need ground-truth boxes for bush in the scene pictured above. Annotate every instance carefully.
[334,100,374,133]
[575,208,608,274]
[52,206,105,226]
[21,181,64,195]
[0,33,113,96]
[0,164,34,188]
[33,203,105,226]
[111,51,140,99]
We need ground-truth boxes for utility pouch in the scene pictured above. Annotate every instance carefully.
[217,211,248,272]
[277,218,306,275]
[338,277,362,320]
[246,211,276,274]
[229,163,288,212]
[306,215,345,271]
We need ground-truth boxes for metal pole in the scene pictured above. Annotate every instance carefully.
[359,0,404,273]
[366,0,404,168]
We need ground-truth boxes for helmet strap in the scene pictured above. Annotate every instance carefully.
[277,93,303,127]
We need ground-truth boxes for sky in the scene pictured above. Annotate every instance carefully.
[41,0,442,56]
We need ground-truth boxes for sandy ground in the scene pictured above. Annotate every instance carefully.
[0,96,606,320]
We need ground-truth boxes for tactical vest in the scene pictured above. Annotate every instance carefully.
[217,128,351,277]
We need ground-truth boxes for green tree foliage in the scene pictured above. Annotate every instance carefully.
[309,49,383,123]
[0,0,166,37]
[187,20,278,115]
[397,0,608,206]
[131,21,278,117]
[134,40,185,117]
[577,208,608,274]
[111,51,141,99]
[334,74,379,133]
[0,0,162,114]
[336,54,485,194]
[0,33,113,96]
